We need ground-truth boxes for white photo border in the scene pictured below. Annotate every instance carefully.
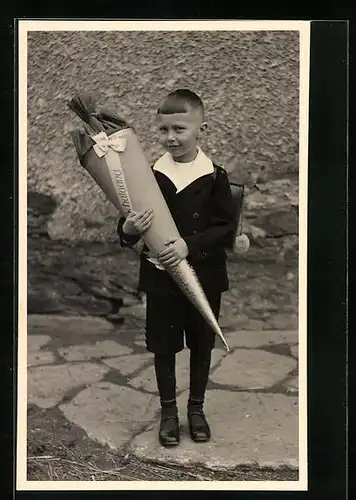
[17,19,310,492]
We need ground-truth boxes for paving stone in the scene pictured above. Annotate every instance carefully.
[28,363,109,409]
[267,314,298,330]
[27,334,51,351]
[27,350,57,367]
[219,314,266,332]
[290,344,298,358]
[58,340,132,361]
[27,334,56,366]
[129,390,299,470]
[103,352,152,376]
[223,330,298,349]
[27,315,116,339]
[211,349,296,389]
[284,376,299,393]
[120,303,146,318]
[59,382,157,450]
[133,339,147,348]
[128,348,225,394]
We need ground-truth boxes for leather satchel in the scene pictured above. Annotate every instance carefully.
[228,182,245,250]
[212,167,245,250]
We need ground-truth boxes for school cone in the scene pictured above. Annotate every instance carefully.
[68,95,230,352]
[168,260,230,352]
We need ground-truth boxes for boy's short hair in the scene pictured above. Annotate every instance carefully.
[157,89,204,117]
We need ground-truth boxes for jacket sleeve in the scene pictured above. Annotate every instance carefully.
[184,167,235,260]
[117,216,141,248]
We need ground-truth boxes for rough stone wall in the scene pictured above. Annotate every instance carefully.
[27,30,300,329]
[27,30,299,242]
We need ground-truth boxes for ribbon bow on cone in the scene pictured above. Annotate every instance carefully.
[91,131,127,158]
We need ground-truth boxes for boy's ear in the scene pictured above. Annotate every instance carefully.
[200,121,208,132]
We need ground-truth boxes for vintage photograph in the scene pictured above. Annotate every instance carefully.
[17,20,309,491]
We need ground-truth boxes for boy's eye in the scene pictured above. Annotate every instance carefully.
[159,127,168,133]
[175,127,185,132]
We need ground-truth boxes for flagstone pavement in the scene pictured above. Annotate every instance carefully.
[27,313,299,473]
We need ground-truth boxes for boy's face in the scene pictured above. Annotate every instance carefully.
[156,107,207,162]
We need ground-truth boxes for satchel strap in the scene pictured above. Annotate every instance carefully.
[212,165,244,236]
[237,192,244,235]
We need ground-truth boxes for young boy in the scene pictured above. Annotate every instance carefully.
[117,89,235,447]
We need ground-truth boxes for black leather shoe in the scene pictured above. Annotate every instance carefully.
[188,411,211,442]
[159,415,180,447]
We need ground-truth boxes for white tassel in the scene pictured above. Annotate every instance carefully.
[233,233,250,254]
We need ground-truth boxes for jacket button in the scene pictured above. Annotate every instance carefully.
[193,212,200,219]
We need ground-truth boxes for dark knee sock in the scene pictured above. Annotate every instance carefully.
[188,348,212,412]
[154,352,177,416]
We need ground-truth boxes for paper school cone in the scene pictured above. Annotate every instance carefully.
[68,95,230,351]
[168,260,230,352]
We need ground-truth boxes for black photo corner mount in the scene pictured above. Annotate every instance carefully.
[7,17,348,500]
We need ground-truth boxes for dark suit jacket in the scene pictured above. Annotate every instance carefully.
[117,163,235,296]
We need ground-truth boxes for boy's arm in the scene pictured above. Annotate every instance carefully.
[184,167,235,260]
[117,216,141,248]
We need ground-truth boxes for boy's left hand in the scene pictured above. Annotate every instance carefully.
[158,238,189,267]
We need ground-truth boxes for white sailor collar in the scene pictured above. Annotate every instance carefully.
[153,148,214,194]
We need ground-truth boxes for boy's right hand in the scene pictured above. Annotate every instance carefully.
[122,209,154,236]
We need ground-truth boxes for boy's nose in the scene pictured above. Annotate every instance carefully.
[167,131,176,142]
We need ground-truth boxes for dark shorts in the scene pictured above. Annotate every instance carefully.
[145,288,222,354]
